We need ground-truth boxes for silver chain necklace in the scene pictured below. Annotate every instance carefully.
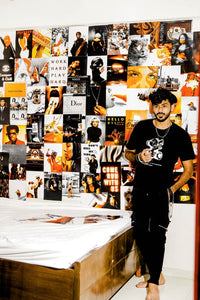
[154,121,172,139]
[90,85,101,106]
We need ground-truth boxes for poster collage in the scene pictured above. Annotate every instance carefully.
[0,19,199,209]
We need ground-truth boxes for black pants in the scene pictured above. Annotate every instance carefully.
[131,187,170,285]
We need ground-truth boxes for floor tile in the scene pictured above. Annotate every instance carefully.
[111,274,194,300]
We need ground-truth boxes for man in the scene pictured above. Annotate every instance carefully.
[125,87,195,300]
[87,154,98,175]
[0,98,9,124]
[6,125,25,145]
[70,32,87,57]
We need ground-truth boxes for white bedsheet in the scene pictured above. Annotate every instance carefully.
[0,199,132,269]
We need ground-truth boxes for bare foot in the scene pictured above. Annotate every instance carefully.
[136,273,165,288]
[136,281,149,288]
[158,272,165,285]
[146,283,160,300]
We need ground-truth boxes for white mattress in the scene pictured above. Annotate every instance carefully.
[0,199,131,269]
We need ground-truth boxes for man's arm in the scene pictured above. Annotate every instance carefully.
[125,148,137,163]
[170,159,193,193]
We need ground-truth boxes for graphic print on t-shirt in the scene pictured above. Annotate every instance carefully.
[146,137,164,166]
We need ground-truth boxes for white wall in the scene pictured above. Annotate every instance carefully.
[0,0,198,274]
[0,0,199,29]
[164,204,196,275]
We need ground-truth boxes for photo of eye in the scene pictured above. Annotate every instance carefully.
[127,66,158,88]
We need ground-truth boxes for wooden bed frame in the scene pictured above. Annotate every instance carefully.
[0,226,140,300]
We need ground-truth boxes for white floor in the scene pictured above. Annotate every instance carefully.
[111,272,194,300]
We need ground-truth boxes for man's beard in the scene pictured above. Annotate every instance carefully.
[155,111,171,122]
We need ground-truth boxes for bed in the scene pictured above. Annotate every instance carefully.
[0,199,140,300]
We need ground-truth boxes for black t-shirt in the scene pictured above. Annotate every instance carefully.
[126,119,195,190]
[87,126,102,142]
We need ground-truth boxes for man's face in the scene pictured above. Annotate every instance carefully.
[8,129,17,142]
[76,33,81,39]
[0,100,5,107]
[152,99,174,122]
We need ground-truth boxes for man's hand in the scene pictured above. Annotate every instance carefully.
[139,149,152,163]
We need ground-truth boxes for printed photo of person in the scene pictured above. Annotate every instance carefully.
[80,172,100,194]
[0,31,16,59]
[0,98,10,124]
[44,172,62,201]
[171,32,194,73]
[45,86,64,114]
[9,163,26,180]
[107,23,129,55]
[27,86,46,115]
[85,115,105,145]
[44,143,63,173]
[3,124,26,145]
[128,35,150,66]
[86,57,108,116]
[88,25,108,56]
[26,171,44,199]
[127,66,158,88]
[180,72,200,97]
[158,65,181,91]
[81,143,100,173]
[68,57,87,77]
[30,58,49,85]
[63,114,82,143]
[44,114,63,143]
[15,58,49,86]
[121,186,133,211]
[68,26,88,57]
[15,30,32,58]
[62,172,80,200]
[101,193,119,209]
[51,26,69,57]
[62,142,81,172]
